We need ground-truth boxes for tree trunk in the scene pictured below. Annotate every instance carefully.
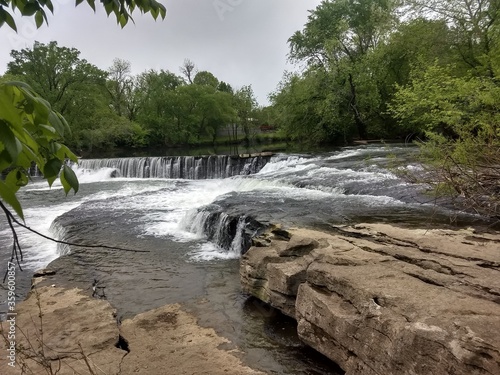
[348,73,367,139]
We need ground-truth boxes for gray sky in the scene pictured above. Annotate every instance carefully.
[0,0,322,105]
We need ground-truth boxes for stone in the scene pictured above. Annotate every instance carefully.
[32,269,56,278]
[240,224,500,375]
[0,286,124,375]
[277,235,319,257]
[240,246,285,303]
[120,304,265,375]
[267,256,313,317]
[0,287,266,375]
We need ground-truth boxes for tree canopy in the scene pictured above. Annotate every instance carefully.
[269,0,500,218]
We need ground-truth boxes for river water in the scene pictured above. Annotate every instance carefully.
[0,144,485,374]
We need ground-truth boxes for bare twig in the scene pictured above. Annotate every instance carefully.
[1,199,149,282]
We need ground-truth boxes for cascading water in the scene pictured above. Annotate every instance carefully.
[50,220,71,256]
[179,206,265,256]
[77,154,271,179]
[2,144,487,375]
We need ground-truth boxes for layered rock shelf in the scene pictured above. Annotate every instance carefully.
[0,284,264,375]
[240,224,500,375]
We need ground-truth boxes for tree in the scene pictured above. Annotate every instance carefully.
[180,58,196,84]
[6,42,146,151]
[388,64,500,218]
[233,85,257,143]
[7,41,107,115]
[135,68,240,146]
[270,70,339,144]
[0,82,79,220]
[287,0,400,140]
[408,0,499,78]
[217,81,233,94]
[107,58,132,117]
[193,71,219,89]
[136,69,185,145]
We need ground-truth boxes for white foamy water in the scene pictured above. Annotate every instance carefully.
[257,155,318,175]
[188,242,241,262]
[139,177,294,243]
[325,149,365,160]
[1,145,434,268]
[10,203,82,269]
[2,168,177,270]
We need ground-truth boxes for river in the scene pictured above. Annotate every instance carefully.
[0,144,485,374]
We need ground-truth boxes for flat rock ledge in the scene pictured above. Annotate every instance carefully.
[0,285,264,375]
[240,223,500,375]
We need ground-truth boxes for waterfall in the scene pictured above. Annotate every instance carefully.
[77,154,271,179]
[229,217,248,255]
[180,206,266,254]
[50,220,71,256]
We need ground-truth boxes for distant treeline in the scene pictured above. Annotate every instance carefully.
[2,0,498,154]
[2,46,273,153]
[270,0,499,146]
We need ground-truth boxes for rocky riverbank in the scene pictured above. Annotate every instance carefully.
[241,223,500,375]
[0,281,265,375]
[2,223,499,374]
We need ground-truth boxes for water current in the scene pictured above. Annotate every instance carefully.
[0,144,485,374]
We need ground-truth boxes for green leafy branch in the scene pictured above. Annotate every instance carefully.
[0,0,166,29]
[0,81,81,272]
[1,81,80,220]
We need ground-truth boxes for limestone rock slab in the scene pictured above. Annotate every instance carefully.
[240,224,500,375]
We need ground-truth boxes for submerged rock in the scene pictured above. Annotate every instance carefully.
[240,224,500,375]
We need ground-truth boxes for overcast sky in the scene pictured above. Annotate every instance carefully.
[0,0,322,105]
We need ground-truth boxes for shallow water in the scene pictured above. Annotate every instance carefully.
[0,144,486,374]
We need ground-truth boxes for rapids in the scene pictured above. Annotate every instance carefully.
[0,144,485,374]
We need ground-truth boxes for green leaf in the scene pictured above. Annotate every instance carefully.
[0,7,17,31]
[104,1,113,16]
[0,121,22,163]
[87,0,96,11]
[150,6,159,20]
[42,158,62,181]
[13,0,23,11]
[35,10,44,28]
[39,124,57,136]
[159,5,166,19]
[56,143,78,162]
[60,165,79,195]
[0,180,24,220]
[45,0,54,13]
[0,85,24,128]
[32,96,51,120]
[22,2,39,16]
[47,111,66,136]
[6,169,28,190]
[21,128,40,154]
[119,13,127,27]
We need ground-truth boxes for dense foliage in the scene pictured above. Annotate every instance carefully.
[2,42,262,153]
[0,0,166,264]
[0,81,79,219]
[269,0,499,219]
[271,0,499,143]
